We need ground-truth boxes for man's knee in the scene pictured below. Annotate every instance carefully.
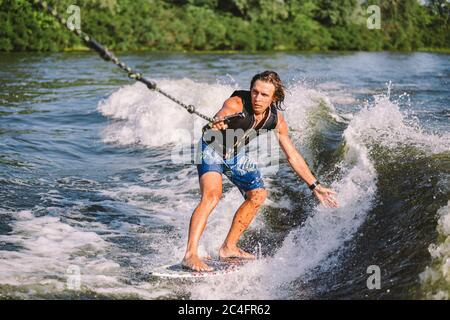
[201,190,222,208]
[247,189,267,208]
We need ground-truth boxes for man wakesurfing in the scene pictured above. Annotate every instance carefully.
[182,71,339,272]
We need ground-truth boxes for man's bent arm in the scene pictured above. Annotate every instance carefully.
[209,97,243,130]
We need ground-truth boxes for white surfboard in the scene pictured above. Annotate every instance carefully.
[150,258,247,278]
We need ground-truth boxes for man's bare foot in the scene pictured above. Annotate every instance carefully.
[181,254,214,272]
[219,245,256,260]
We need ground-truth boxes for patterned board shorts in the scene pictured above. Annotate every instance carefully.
[196,138,265,198]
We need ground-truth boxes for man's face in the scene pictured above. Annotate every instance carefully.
[250,80,275,115]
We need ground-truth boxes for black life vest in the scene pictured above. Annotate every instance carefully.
[203,90,278,158]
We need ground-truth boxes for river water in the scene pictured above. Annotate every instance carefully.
[0,52,449,299]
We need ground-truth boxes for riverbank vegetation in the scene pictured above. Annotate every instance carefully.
[0,0,448,52]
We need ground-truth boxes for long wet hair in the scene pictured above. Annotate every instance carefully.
[250,70,286,111]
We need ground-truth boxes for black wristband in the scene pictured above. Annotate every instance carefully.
[308,180,320,191]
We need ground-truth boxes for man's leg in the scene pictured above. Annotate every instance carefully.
[182,171,222,272]
[219,188,267,260]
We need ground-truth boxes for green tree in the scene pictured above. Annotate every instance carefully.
[0,0,447,52]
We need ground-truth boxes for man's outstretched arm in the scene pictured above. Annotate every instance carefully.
[275,113,339,208]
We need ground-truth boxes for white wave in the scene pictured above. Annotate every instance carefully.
[0,210,120,293]
[98,79,235,147]
[345,91,450,155]
[419,200,450,300]
[0,207,179,299]
[317,81,357,105]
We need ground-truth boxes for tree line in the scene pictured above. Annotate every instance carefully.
[0,0,448,52]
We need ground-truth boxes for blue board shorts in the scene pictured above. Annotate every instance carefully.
[197,138,265,198]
